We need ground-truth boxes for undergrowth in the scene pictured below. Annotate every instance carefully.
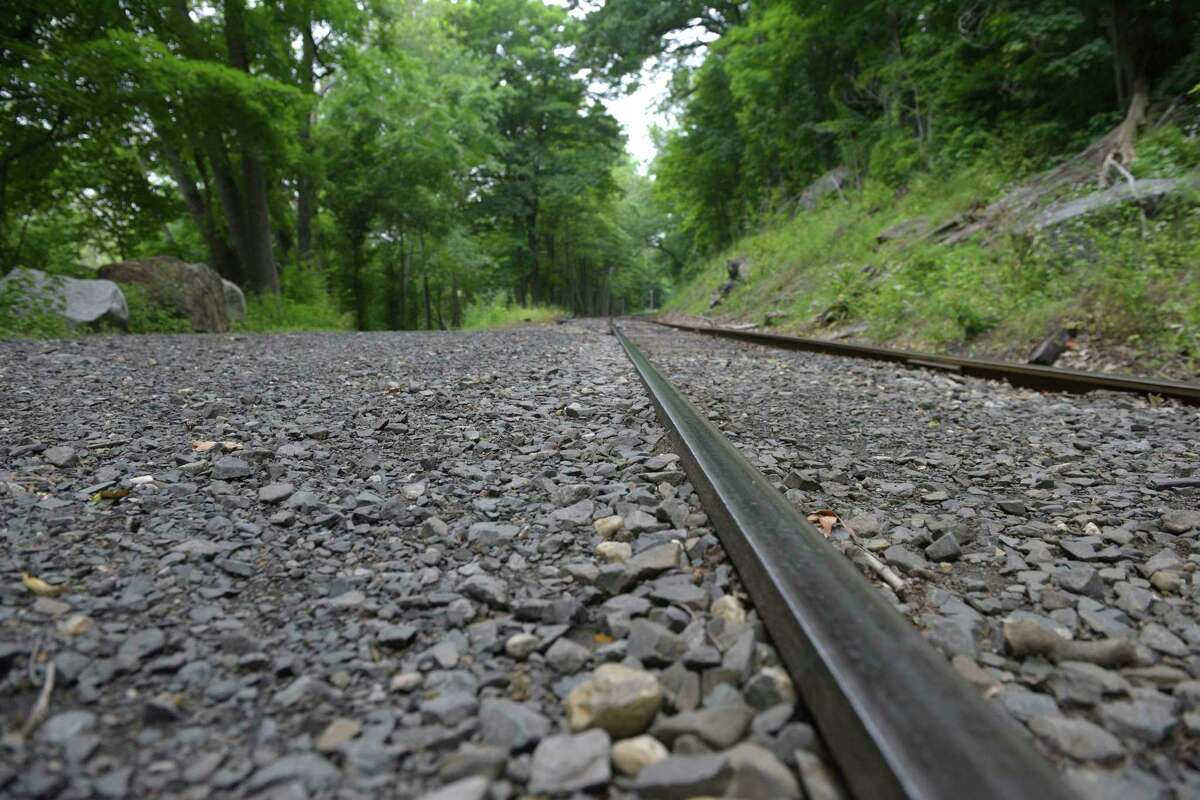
[462,295,568,330]
[236,266,351,333]
[667,134,1200,374]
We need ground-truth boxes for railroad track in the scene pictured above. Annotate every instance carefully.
[611,321,1080,800]
[651,318,1200,406]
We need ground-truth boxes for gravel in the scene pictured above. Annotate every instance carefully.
[0,323,840,798]
[620,320,1200,796]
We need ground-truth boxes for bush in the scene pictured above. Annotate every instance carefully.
[122,284,190,334]
[462,295,569,330]
[0,270,72,340]
[237,266,351,332]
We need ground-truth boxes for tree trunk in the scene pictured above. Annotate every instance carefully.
[450,272,462,328]
[296,19,316,263]
[162,144,239,281]
[351,236,366,331]
[525,207,539,304]
[202,136,252,278]
[434,285,448,331]
[225,0,279,293]
[423,273,433,330]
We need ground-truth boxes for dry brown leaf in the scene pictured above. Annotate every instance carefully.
[21,573,67,597]
[806,510,838,536]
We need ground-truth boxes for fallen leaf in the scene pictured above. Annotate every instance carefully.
[806,509,838,537]
[91,488,130,503]
[191,440,218,452]
[593,633,615,645]
[22,573,67,597]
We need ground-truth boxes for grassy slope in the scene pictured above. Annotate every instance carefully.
[665,154,1200,380]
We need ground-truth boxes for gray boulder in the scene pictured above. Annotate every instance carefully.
[98,256,229,333]
[222,278,246,322]
[0,267,128,329]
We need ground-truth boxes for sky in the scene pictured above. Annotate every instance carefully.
[599,70,671,169]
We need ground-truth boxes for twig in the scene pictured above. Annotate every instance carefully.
[835,515,908,595]
[18,661,55,740]
[856,547,908,594]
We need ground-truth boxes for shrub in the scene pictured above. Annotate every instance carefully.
[462,294,569,330]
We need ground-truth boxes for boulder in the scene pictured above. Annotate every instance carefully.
[222,278,247,322]
[1031,178,1189,231]
[0,267,128,329]
[98,256,229,333]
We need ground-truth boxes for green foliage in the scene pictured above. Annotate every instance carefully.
[0,271,72,340]
[236,265,350,333]
[122,284,190,335]
[628,0,1200,260]
[667,151,1200,370]
[461,295,568,330]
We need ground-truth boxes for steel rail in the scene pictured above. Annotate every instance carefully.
[652,319,1200,406]
[611,321,1079,800]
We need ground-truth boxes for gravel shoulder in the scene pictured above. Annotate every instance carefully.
[1,324,832,799]
[622,319,1200,799]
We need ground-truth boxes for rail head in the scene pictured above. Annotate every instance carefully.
[611,320,1080,800]
[652,319,1200,406]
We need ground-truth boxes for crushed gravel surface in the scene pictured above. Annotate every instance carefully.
[0,323,830,799]
[621,319,1200,800]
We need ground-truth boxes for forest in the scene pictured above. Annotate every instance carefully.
[2,1,1200,346]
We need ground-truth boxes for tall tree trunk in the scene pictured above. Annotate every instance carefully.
[525,207,539,304]
[385,233,404,330]
[225,0,279,293]
[351,236,366,331]
[423,273,433,330]
[398,238,410,330]
[202,136,252,278]
[434,285,448,331]
[296,19,316,263]
[162,143,240,281]
[450,272,462,328]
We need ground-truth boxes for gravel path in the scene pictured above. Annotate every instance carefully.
[1,324,834,800]
[621,320,1200,800]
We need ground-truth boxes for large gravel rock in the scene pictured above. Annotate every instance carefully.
[564,663,663,737]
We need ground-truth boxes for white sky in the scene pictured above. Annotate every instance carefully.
[542,0,707,171]
[599,70,671,169]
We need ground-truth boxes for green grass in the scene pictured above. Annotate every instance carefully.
[461,296,569,330]
[123,284,191,334]
[666,153,1200,374]
[236,292,351,333]
[235,265,352,333]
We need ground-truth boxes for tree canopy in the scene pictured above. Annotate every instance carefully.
[3,0,1198,330]
[1,0,674,329]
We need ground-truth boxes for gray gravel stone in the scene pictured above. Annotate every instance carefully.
[528,730,611,794]
[634,753,733,800]
[1029,715,1126,762]
[478,699,551,751]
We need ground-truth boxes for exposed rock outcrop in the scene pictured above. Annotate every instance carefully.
[0,267,128,329]
[99,257,230,333]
